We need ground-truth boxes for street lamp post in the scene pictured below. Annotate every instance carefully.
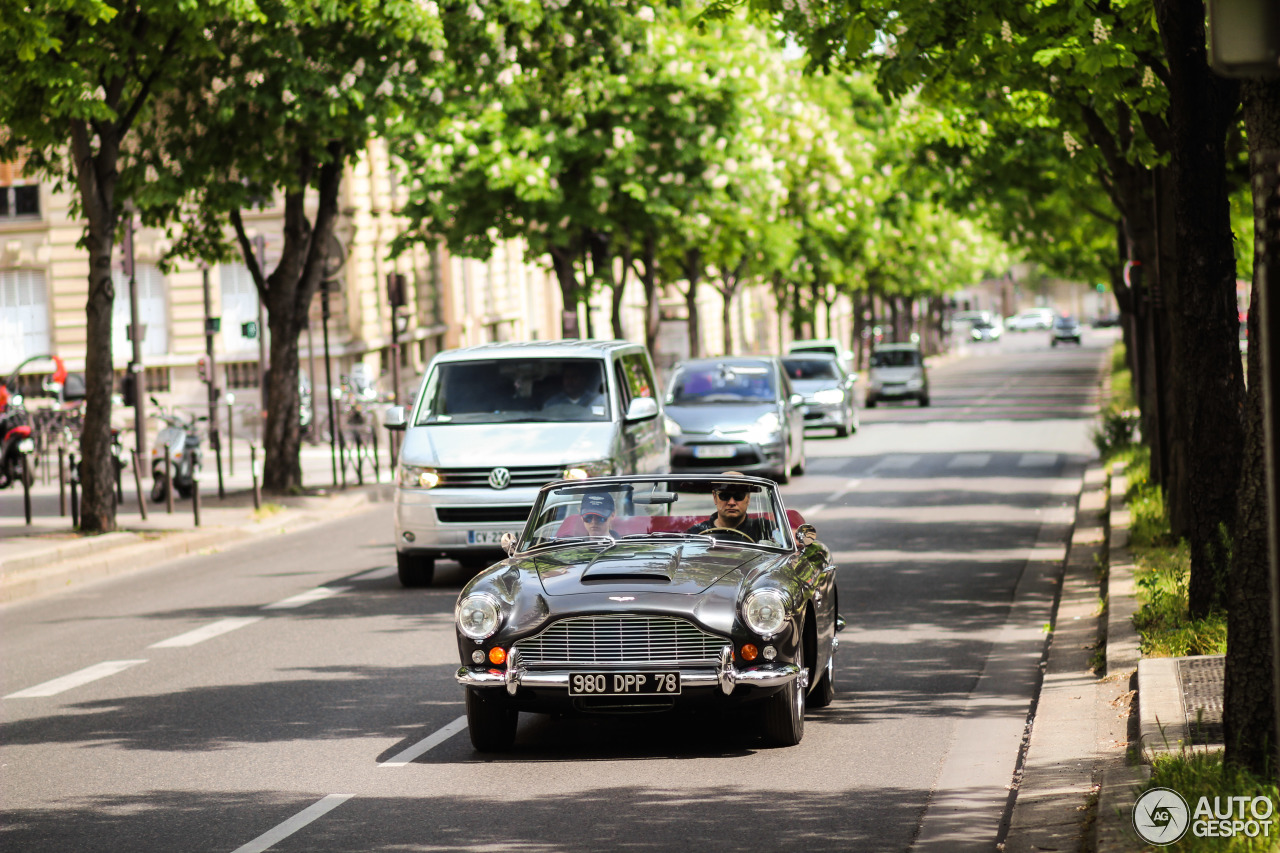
[201,265,225,498]
[122,205,147,465]
[321,280,338,487]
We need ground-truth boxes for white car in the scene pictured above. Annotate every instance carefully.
[1005,308,1055,331]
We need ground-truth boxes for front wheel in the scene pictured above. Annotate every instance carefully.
[151,473,169,503]
[761,672,806,746]
[809,651,836,709]
[918,394,930,408]
[865,397,877,409]
[397,552,435,588]
[465,688,518,752]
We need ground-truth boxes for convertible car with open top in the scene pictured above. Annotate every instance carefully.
[452,473,843,751]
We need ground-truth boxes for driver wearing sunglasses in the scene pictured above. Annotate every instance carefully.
[686,472,767,542]
[579,491,618,538]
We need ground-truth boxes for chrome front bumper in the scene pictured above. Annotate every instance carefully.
[456,646,808,697]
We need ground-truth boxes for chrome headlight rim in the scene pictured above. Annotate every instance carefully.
[743,587,789,637]
[456,592,503,640]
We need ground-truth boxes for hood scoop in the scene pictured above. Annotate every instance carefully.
[579,545,683,583]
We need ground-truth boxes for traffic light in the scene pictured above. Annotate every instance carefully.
[197,356,210,383]
[1095,282,1106,292]
[241,320,258,339]
[120,372,137,407]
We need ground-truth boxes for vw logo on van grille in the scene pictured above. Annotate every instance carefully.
[487,467,512,490]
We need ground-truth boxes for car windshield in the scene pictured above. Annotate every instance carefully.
[871,349,921,368]
[521,477,793,551]
[414,358,611,425]
[782,358,838,380]
[667,364,776,404]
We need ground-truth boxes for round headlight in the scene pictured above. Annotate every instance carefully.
[663,415,682,437]
[457,593,501,640]
[743,588,788,636]
[755,412,782,433]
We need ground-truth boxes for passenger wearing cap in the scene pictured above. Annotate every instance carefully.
[579,492,618,538]
[686,472,769,542]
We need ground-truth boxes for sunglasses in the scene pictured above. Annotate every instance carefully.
[582,513,609,524]
[714,489,749,502]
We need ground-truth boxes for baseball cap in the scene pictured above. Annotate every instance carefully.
[580,492,614,515]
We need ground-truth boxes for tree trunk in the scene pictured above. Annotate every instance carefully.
[550,245,581,339]
[639,233,661,359]
[610,242,627,341]
[1153,0,1245,617]
[71,119,121,534]
[683,248,703,358]
[1223,74,1280,778]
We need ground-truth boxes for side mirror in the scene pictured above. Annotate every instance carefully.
[789,393,804,408]
[848,372,859,384]
[795,523,818,548]
[384,405,407,431]
[625,397,659,421]
[501,531,520,556]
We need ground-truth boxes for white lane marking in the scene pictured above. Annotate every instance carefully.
[867,454,920,475]
[6,660,147,699]
[149,617,264,648]
[948,453,991,469]
[380,715,469,767]
[797,478,861,518]
[351,566,396,581]
[231,794,353,853]
[1018,453,1058,467]
[262,586,351,610]
[801,503,828,518]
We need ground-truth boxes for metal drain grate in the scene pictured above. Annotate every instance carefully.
[1178,655,1224,746]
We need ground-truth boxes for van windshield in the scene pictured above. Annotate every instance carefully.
[415,359,611,425]
[871,349,921,368]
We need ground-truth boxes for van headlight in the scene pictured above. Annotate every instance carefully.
[813,389,844,404]
[457,593,502,640]
[563,460,611,479]
[399,465,441,489]
[743,588,789,637]
[663,415,682,437]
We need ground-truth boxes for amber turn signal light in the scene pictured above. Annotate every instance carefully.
[740,644,759,661]
[488,647,507,665]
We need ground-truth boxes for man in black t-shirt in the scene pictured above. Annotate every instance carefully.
[686,473,768,542]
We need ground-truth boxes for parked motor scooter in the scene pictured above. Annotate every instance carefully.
[0,360,43,490]
[149,396,204,501]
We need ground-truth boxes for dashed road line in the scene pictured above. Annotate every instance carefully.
[6,659,147,699]
[262,586,350,610]
[149,617,264,648]
[350,566,396,581]
[948,453,992,469]
[379,716,469,767]
[1018,453,1059,468]
[231,794,353,853]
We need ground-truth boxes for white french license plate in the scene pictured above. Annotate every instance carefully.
[568,672,681,696]
[467,530,506,545]
[693,445,737,459]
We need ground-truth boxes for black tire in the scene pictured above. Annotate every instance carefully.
[791,439,806,476]
[918,394,930,408]
[176,481,192,499]
[866,397,877,409]
[761,671,806,746]
[466,688,518,752]
[809,650,836,709]
[151,474,168,503]
[397,552,435,587]
[458,556,491,573]
[834,422,849,438]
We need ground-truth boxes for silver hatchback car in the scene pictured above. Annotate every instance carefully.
[384,340,670,587]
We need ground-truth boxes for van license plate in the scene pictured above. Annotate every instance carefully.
[693,445,736,459]
[467,531,505,545]
[568,672,681,695]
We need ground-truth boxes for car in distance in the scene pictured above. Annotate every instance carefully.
[866,343,929,407]
[453,473,842,751]
[781,353,859,437]
[968,318,1001,342]
[1005,308,1055,331]
[383,340,670,588]
[953,310,1003,341]
[1050,316,1083,346]
[664,356,806,483]
[787,338,854,372]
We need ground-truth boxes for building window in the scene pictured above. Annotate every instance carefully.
[225,361,260,389]
[112,264,169,359]
[220,263,262,353]
[0,184,40,220]
[0,269,51,367]
[145,366,171,393]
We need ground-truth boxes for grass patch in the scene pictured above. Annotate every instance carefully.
[1141,750,1279,851]
[253,502,285,521]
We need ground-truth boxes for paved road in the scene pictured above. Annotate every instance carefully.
[1,329,1111,852]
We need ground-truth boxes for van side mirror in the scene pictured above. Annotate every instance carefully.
[384,406,407,431]
[625,397,659,421]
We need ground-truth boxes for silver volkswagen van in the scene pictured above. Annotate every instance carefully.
[383,340,670,587]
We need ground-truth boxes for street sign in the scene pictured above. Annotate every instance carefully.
[241,320,258,339]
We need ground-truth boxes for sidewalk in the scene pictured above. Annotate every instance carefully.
[1004,462,1226,852]
[0,437,394,604]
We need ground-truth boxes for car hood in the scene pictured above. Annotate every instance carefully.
[665,403,775,434]
[531,541,771,596]
[790,379,840,396]
[400,421,614,467]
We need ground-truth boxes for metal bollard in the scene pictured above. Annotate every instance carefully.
[69,452,79,529]
[337,429,348,489]
[21,453,32,525]
[131,449,147,521]
[192,467,201,527]
[58,446,66,517]
[250,444,261,511]
[165,451,174,514]
[371,425,380,483]
[354,432,364,486]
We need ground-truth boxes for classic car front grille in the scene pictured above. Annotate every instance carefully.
[436,465,565,489]
[514,614,727,666]
[436,505,533,524]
